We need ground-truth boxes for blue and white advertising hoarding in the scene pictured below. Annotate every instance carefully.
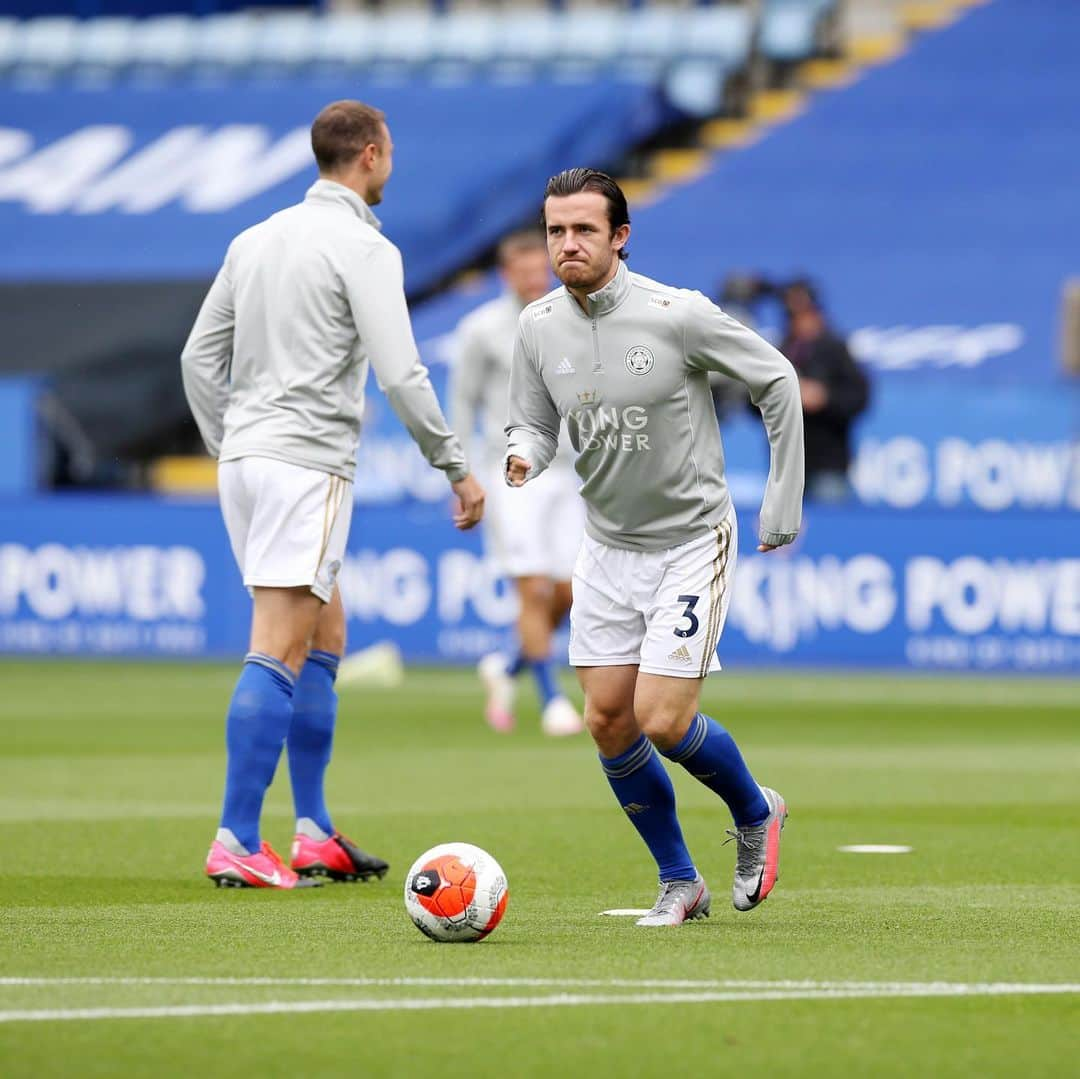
[1,496,1076,672]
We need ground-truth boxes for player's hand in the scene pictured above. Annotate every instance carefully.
[505,455,531,487]
[757,543,781,552]
[451,474,485,530]
[799,377,828,413]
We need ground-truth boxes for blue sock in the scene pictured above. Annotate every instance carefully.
[286,650,339,836]
[506,651,527,677]
[661,713,769,828]
[600,734,696,882]
[220,653,295,853]
[527,657,560,708]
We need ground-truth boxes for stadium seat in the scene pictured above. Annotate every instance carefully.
[372,9,437,68]
[252,13,319,70]
[192,13,259,72]
[679,6,753,65]
[0,17,20,73]
[14,16,79,74]
[312,13,376,69]
[431,11,500,68]
[130,16,198,73]
[496,10,561,68]
[760,0,836,62]
[619,7,680,73]
[556,7,624,68]
[74,17,137,74]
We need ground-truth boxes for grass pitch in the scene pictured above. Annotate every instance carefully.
[0,661,1077,1077]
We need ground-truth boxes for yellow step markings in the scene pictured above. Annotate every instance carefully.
[149,456,217,494]
[649,148,711,183]
[900,1,966,31]
[614,178,660,207]
[748,88,807,124]
[800,58,858,90]
[699,118,758,150]
[846,33,906,65]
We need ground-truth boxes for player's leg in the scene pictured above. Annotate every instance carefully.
[536,473,585,735]
[207,459,348,889]
[516,574,580,735]
[477,468,520,731]
[288,588,389,882]
[208,583,324,888]
[636,513,786,910]
[287,586,345,840]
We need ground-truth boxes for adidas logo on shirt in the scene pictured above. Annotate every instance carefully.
[555,357,575,375]
[667,644,693,664]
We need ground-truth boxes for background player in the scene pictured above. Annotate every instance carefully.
[450,231,584,737]
[182,100,484,889]
[506,169,804,926]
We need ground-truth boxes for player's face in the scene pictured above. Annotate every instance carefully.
[501,248,552,305]
[365,122,394,205]
[544,192,629,293]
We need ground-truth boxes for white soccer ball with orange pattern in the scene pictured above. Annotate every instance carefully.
[404,842,509,942]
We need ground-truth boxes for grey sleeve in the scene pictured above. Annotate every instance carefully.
[504,315,560,482]
[180,259,234,458]
[685,293,804,546]
[448,318,487,470]
[346,243,469,483]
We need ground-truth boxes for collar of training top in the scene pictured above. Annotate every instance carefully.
[577,260,631,318]
[304,179,383,232]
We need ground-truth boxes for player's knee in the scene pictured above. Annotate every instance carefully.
[637,707,693,753]
[583,700,636,746]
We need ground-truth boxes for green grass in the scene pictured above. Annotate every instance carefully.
[0,662,1077,1077]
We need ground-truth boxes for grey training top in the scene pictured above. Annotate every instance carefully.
[505,262,804,551]
[450,291,574,474]
[181,179,468,484]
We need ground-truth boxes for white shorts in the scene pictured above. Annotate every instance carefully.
[569,509,737,679]
[486,465,584,580]
[218,457,353,603]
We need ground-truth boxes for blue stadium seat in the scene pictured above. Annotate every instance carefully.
[253,13,319,69]
[680,6,753,65]
[75,17,137,74]
[556,7,624,68]
[130,16,197,73]
[14,17,79,74]
[619,7,680,73]
[192,13,259,71]
[760,0,836,62]
[372,10,437,68]
[312,13,376,69]
[432,11,500,68]
[496,10,560,68]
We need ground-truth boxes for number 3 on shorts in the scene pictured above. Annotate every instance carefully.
[674,594,700,638]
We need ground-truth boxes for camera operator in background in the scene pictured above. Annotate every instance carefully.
[717,274,870,502]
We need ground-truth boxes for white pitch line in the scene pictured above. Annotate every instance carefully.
[0,982,1077,1023]
[2,977,1079,993]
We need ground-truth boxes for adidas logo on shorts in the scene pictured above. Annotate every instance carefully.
[668,644,693,664]
[556,357,575,375]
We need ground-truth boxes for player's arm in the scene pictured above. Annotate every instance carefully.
[180,258,234,457]
[504,314,559,486]
[685,294,804,550]
[345,242,482,528]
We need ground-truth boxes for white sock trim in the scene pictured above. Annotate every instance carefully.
[296,818,331,841]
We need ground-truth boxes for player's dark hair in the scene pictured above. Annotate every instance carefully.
[542,168,630,261]
[496,229,548,266]
[311,100,387,173]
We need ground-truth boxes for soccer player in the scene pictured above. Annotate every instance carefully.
[506,169,804,926]
[450,231,584,737]
[181,100,484,889]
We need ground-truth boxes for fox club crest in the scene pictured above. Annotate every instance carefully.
[625,345,654,375]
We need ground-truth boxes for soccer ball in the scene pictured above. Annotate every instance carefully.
[404,842,509,942]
